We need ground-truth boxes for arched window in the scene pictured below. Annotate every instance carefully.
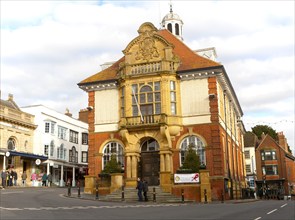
[50,140,54,157]
[7,138,16,151]
[132,82,161,118]
[167,23,172,33]
[102,142,124,169]
[141,139,159,152]
[180,136,206,165]
[69,146,78,163]
[175,23,180,35]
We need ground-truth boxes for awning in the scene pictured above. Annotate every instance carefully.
[8,151,48,160]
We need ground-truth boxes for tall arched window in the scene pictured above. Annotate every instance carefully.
[167,23,172,33]
[7,138,16,151]
[69,146,78,163]
[132,82,161,117]
[102,142,124,169]
[180,136,206,165]
[175,23,180,35]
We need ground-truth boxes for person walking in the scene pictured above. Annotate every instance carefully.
[1,169,7,188]
[31,172,37,186]
[136,178,143,201]
[143,179,149,201]
[42,172,47,186]
[21,171,27,187]
[13,170,18,186]
[47,173,52,187]
[8,170,13,186]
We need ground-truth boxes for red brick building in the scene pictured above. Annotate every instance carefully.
[78,8,246,201]
[255,132,295,197]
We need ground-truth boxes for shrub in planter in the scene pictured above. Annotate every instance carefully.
[100,155,122,174]
[179,143,200,173]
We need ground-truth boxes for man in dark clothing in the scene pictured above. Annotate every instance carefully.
[1,169,7,188]
[136,178,143,201]
[143,180,149,201]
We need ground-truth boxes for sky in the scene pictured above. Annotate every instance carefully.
[1,0,294,152]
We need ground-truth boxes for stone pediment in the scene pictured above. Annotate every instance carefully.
[120,22,179,77]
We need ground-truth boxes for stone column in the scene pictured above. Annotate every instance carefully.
[165,153,171,172]
[72,167,76,187]
[131,155,137,178]
[126,155,131,179]
[160,154,165,172]
[60,165,64,187]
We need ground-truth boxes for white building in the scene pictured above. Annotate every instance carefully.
[21,105,88,187]
[244,132,258,189]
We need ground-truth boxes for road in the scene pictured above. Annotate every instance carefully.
[0,187,294,220]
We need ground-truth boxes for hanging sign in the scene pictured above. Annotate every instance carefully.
[35,159,41,165]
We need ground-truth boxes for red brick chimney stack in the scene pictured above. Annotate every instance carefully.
[278,131,288,152]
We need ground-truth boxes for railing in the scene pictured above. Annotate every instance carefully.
[122,114,167,127]
[118,60,178,77]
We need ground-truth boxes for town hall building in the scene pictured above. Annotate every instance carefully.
[78,7,246,201]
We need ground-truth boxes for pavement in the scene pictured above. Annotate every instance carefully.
[62,186,260,204]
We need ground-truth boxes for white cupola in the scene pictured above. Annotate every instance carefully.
[161,3,184,41]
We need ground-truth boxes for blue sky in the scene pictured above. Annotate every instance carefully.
[1,0,294,151]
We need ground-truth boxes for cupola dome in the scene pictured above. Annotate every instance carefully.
[161,4,184,41]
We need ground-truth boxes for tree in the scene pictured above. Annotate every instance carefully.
[180,143,200,173]
[101,155,122,174]
[251,125,278,141]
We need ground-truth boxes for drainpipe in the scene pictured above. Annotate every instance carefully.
[224,90,233,199]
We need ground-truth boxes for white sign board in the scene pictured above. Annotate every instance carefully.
[174,173,199,184]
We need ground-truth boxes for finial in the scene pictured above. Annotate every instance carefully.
[169,0,173,13]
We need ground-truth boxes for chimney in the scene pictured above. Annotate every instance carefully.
[65,108,72,117]
[278,131,288,151]
[79,109,88,124]
[8,93,14,101]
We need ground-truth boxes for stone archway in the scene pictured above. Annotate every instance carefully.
[139,138,160,186]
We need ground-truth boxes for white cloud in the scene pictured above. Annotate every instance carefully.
[1,0,294,152]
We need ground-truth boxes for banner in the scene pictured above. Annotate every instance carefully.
[174,173,199,183]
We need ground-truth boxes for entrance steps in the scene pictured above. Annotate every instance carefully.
[99,186,193,203]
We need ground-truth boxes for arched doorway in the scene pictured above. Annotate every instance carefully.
[139,138,160,186]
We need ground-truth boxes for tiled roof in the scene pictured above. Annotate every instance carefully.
[79,57,124,85]
[157,29,221,71]
[79,28,222,85]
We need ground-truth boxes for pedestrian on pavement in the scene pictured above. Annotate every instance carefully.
[136,177,143,201]
[8,170,13,186]
[21,171,27,187]
[13,170,18,186]
[143,179,149,201]
[1,169,7,188]
[42,173,47,186]
[47,173,52,187]
[31,172,37,186]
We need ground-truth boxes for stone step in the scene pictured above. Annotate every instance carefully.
[101,186,193,203]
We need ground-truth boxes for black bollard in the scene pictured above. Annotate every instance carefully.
[221,191,224,203]
[204,189,207,204]
[77,181,81,198]
[121,185,125,201]
[68,184,71,197]
[95,181,99,200]
[181,189,184,203]
[153,187,156,202]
